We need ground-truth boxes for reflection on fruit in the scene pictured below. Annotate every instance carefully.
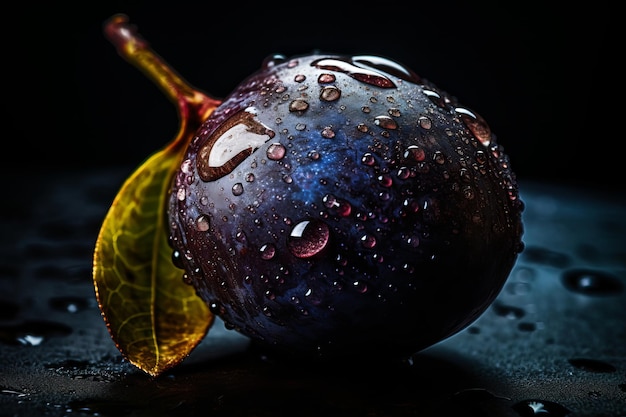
[167,53,525,359]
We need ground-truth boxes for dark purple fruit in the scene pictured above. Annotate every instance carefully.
[168,53,524,360]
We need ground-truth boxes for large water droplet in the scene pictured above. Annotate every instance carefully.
[311,57,396,88]
[351,55,421,84]
[287,220,330,258]
[197,108,275,182]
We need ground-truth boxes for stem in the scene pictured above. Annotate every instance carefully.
[103,14,221,153]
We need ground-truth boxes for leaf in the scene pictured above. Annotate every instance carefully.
[93,14,222,376]
[93,148,212,377]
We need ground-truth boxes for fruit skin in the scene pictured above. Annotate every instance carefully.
[167,53,524,359]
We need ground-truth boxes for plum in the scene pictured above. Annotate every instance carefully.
[167,53,525,360]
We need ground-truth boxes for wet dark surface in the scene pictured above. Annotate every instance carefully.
[1,167,625,417]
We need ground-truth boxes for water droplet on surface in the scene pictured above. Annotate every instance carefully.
[351,55,421,84]
[360,234,377,249]
[561,269,623,295]
[361,153,376,166]
[418,116,432,129]
[320,86,341,101]
[232,182,244,196]
[0,321,72,346]
[321,127,336,139]
[404,145,425,162]
[262,54,287,69]
[196,215,210,232]
[352,280,368,293]
[388,108,401,117]
[318,73,336,83]
[289,99,309,113]
[512,399,570,416]
[259,243,277,260]
[378,174,393,187]
[48,296,89,313]
[423,89,445,107]
[287,220,330,258]
[266,143,286,160]
[374,115,398,130]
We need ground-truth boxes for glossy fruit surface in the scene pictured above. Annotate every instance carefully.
[167,53,524,359]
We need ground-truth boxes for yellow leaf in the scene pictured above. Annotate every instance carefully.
[93,149,213,376]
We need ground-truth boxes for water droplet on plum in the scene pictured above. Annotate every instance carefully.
[266,143,286,160]
[287,220,330,258]
[455,107,491,147]
[259,243,277,260]
[197,108,275,182]
[232,182,244,196]
[374,115,398,130]
[320,86,341,101]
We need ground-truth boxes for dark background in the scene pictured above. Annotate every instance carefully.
[7,2,620,192]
